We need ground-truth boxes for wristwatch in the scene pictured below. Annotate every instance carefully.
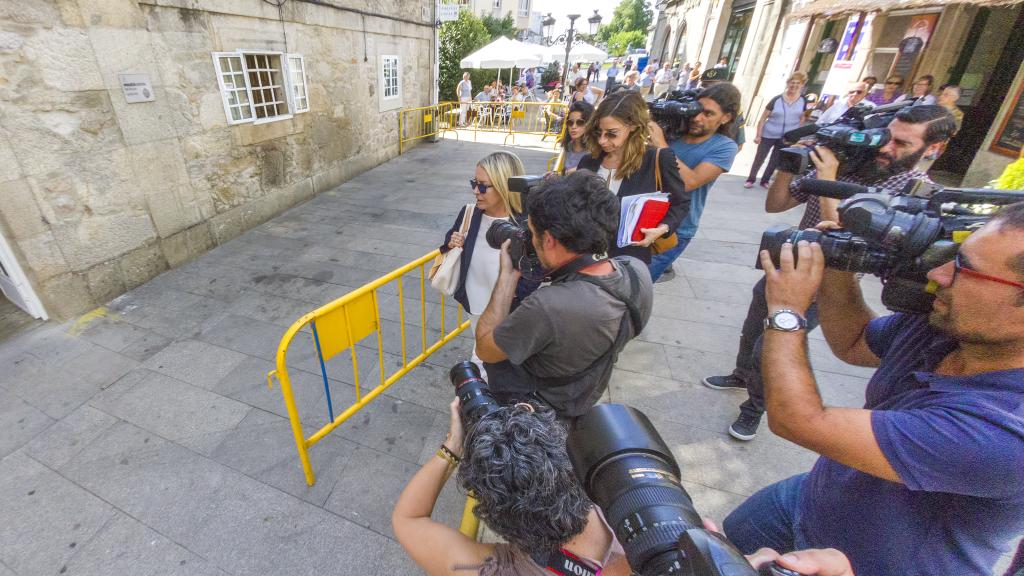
[764,309,808,332]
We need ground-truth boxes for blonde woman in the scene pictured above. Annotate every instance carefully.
[576,90,688,264]
[439,152,530,372]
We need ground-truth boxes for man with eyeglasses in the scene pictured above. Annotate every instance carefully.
[704,105,958,441]
[722,201,1024,575]
[816,81,874,126]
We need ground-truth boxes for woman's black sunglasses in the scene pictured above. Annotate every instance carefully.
[469,178,491,194]
[567,119,588,127]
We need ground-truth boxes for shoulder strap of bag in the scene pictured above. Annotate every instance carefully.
[459,203,473,234]
[654,147,662,192]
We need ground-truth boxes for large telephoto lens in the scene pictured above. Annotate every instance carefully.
[449,361,500,423]
[567,404,703,575]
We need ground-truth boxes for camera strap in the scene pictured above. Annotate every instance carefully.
[533,548,602,576]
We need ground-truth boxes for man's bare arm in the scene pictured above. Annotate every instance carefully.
[817,269,880,367]
[766,171,801,213]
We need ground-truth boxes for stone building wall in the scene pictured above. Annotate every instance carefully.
[0,0,434,319]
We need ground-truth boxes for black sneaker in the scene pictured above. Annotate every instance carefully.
[655,265,676,284]
[729,413,761,441]
[702,374,747,391]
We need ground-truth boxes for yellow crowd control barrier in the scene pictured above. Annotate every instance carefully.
[399,103,459,154]
[267,250,470,486]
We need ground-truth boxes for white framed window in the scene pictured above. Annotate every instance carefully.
[493,0,501,8]
[518,0,529,17]
[379,55,402,111]
[212,50,310,125]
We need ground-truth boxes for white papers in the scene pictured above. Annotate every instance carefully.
[618,192,670,248]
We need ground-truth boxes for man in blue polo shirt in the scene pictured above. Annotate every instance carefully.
[723,202,1024,574]
[648,82,741,282]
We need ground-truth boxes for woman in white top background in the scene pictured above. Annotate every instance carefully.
[439,152,529,373]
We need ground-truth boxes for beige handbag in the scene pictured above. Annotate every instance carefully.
[430,203,474,295]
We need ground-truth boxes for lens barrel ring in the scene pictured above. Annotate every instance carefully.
[605,484,697,536]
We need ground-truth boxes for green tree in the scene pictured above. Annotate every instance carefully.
[439,11,490,101]
[481,12,518,40]
[606,30,647,57]
[597,0,653,45]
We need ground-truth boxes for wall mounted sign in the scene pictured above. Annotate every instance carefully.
[119,73,155,103]
[818,38,838,54]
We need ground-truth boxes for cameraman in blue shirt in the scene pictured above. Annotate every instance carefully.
[723,203,1024,575]
[647,82,741,282]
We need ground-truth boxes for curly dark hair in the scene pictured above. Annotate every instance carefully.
[457,404,593,556]
[527,170,619,255]
[697,82,742,137]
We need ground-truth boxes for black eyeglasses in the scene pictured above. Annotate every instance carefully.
[886,80,901,85]
[567,119,588,127]
[469,178,491,194]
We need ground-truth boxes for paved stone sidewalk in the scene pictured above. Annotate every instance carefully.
[0,137,886,575]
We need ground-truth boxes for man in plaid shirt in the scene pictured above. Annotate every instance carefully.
[703,105,958,441]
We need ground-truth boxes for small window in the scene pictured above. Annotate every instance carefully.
[382,56,399,99]
[518,0,529,17]
[493,0,501,8]
[379,55,401,112]
[212,50,309,126]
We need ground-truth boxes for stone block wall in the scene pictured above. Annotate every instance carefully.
[0,0,434,319]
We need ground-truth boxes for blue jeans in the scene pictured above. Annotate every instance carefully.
[647,236,692,281]
[724,473,809,554]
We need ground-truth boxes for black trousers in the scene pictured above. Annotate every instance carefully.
[747,137,784,185]
[734,277,820,418]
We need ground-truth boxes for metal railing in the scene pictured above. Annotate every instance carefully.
[267,250,470,486]
[398,101,569,152]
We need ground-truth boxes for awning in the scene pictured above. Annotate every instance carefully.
[459,36,547,69]
[790,0,1023,18]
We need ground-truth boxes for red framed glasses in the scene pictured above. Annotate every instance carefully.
[953,252,1024,290]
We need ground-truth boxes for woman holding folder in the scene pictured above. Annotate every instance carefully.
[576,90,688,264]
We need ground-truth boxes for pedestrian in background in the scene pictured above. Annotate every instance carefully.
[456,72,472,126]
[817,81,873,125]
[687,62,702,89]
[902,74,936,104]
[640,64,656,98]
[654,63,674,98]
[867,75,904,105]
[571,76,603,106]
[746,72,807,188]
[558,100,595,174]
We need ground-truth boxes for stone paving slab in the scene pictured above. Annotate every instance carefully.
[2,137,1016,574]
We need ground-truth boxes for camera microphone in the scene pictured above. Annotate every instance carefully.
[797,179,886,200]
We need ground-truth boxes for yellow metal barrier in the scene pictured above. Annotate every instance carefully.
[399,103,459,154]
[460,496,479,537]
[267,250,470,486]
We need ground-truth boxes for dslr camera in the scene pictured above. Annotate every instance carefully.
[759,179,1024,313]
[568,404,802,576]
[648,89,703,141]
[776,99,915,176]
[485,175,543,275]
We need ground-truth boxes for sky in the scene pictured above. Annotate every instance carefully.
[532,0,631,35]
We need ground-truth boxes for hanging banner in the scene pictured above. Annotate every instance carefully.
[889,13,938,80]
[821,14,874,97]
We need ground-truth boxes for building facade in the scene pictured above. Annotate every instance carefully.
[0,0,435,321]
[455,0,533,32]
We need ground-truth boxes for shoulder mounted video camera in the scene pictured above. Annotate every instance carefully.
[758,179,1024,313]
[777,99,917,176]
[648,89,703,141]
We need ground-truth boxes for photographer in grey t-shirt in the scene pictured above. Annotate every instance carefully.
[475,171,654,418]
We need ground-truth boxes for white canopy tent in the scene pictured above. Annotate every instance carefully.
[459,36,548,87]
[544,41,608,65]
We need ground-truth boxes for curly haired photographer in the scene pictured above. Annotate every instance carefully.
[474,171,654,419]
[703,105,958,440]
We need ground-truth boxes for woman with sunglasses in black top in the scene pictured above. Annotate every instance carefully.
[558,100,594,174]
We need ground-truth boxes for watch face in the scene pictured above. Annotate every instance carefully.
[774,312,800,330]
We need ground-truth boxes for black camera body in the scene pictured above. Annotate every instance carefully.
[758,179,1024,313]
[567,404,788,576]
[648,89,703,141]
[776,99,914,176]
[485,176,543,275]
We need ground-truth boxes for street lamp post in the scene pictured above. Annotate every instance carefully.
[560,14,580,90]
[542,13,555,43]
[588,10,603,35]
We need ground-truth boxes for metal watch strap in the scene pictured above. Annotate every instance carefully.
[764,309,807,332]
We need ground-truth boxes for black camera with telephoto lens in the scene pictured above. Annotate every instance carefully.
[485,175,544,275]
[758,179,1024,313]
[449,361,501,425]
[776,99,916,177]
[567,403,802,576]
[648,89,703,141]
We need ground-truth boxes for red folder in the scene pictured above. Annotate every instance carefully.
[631,199,670,242]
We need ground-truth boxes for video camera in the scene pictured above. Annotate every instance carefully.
[485,175,543,275]
[447,365,799,576]
[568,404,801,576]
[758,179,1024,313]
[648,89,703,141]
[776,99,915,176]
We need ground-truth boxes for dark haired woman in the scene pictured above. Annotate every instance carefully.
[392,399,631,575]
[576,90,688,264]
[558,100,594,174]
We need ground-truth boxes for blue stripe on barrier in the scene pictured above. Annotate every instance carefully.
[310,320,335,422]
